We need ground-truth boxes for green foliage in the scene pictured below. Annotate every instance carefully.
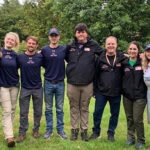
[0,0,150,50]
[0,0,25,47]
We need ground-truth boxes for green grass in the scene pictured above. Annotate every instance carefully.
[0,92,150,150]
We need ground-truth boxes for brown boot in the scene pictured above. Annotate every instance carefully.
[81,129,88,142]
[70,129,79,141]
[33,131,39,138]
[7,137,15,147]
[16,135,26,143]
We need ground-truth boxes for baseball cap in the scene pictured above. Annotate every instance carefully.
[144,44,150,51]
[48,28,59,35]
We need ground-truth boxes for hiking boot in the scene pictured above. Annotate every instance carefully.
[107,133,115,142]
[33,131,39,138]
[70,129,79,141]
[57,131,67,139]
[81,130,88,142]
[16,135,26,143]
[89,132,100,140]
[7,137,15,147]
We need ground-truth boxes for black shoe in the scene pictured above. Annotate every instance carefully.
[70,129,79,141]
[89,132,100,140]
[107,133,115,142]
[81,130,88,142]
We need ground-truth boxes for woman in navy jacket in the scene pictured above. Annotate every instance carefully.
[0,32,20,147]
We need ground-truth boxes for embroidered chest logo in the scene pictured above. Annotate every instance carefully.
[27,57,35,64]
[84,47,90,51]
[116,63,121,67]
[69,48,76,51]
[135,66,142,71]
[50,50,57,57]
[124,68,130,72]
[5,52,12,59]
[102,64,108,69]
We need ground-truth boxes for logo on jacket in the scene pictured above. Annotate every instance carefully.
[84,47,90,51]
[135,66,142,71]
[116,63,121,67]
[102,64,108,68]
[70,48,76,51]
[124,67,130,72]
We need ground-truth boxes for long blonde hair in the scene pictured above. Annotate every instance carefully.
[142,51,149,70]
[4,32,20,49]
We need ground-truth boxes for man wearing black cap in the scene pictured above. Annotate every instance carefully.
[41,28,67,139]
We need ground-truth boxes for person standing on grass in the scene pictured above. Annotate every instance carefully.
[122,41,146,149]
[0,32,20,147]
[142,44,150,124]
[66,23,103,141]
[41,28,67,139]
[89,36,126,142]
[17,36,43,143]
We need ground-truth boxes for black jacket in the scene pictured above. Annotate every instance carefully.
[66,38,103,85]
[122,58,147,101]
[94,50,126,97]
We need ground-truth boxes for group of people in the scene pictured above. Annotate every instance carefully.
[0,23,150,150]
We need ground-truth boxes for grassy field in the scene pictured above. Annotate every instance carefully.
[0,90,150,150]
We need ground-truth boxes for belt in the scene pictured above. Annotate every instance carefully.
[49,80,63,84]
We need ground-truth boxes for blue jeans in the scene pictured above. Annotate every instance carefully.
[44,80,65,132]
[93,92,121,135]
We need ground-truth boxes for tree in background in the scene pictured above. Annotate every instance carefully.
[0,0,150,52]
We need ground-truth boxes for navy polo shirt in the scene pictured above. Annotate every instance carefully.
[41,45,66,81]
[0,48,19,87]
[17,52,43,89]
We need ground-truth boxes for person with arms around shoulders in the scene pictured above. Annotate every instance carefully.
[122,41,147,149]
[89,36,126,142]
[17,36,43,143]
[142,44,150,149]
[0,32,20,147]
[66,23,103,141]
[41,28,67,140]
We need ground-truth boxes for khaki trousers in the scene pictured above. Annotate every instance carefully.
[67,83,93,131]
[0,87,19,139]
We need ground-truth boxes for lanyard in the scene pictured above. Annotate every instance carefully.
[105,53,116,66]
